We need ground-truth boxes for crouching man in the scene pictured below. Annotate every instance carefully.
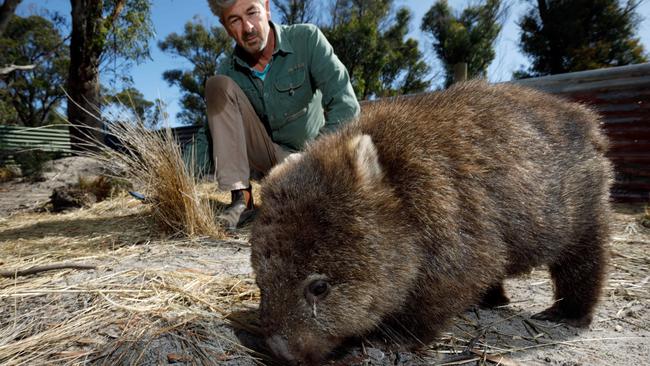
[206,0,360,229]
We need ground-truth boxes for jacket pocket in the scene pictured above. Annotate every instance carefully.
[274,64,306,94]
[273,106,307,132]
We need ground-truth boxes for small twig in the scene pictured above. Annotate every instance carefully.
[614,316,650,332]
[436,352,480,366]
[0,263,96,278]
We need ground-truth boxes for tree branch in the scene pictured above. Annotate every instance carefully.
[105,0,126,28]
[0,64,35,75]
[0,263,97,278]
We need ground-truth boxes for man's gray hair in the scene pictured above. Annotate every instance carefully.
[207,0,265,19]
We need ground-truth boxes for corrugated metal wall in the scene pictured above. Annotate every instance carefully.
[0,125,72,157]
[172,125,203,147]
[513,63,650,202]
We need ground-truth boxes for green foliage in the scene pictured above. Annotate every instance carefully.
[516,0,648,78]
[104,87,153,122]
[380,8,431,97]
[103,86,166,128]
[271,0,318,25]
[421,0,504,87]
[99,0,155,79]
[0,15,69,126]
[158,20,233,126]
[324,0,430,99]
[0,99,18,124]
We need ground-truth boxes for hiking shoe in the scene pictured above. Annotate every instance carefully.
[217,187,255,230]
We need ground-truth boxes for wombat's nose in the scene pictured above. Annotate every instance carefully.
[266,335,298,364]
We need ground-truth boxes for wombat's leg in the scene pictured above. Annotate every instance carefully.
[532,232,607,328]
[479,282,510,309]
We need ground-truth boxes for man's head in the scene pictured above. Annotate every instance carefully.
[208,0,271,56]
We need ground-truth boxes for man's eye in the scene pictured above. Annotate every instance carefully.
[230,18,241,26]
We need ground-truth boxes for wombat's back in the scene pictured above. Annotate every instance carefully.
[347,80,611,274]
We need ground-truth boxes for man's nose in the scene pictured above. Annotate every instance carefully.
[244,19,255,32]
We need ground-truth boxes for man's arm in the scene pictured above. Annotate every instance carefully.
[307,26,360,133]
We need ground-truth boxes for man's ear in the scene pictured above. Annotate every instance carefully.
[348,134,382,184]
[222,19,234,38]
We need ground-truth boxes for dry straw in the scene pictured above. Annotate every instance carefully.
[69,96,225,239]
[1,200,262,365]
[0,264,262,365]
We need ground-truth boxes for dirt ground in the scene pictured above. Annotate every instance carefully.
[0,156,106,214]
[0,157,649,365]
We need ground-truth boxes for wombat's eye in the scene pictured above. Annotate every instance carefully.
[307,279,330,298]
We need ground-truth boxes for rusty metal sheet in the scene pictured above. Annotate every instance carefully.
[514,63,650,202]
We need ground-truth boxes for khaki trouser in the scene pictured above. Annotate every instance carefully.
[205,75,290,191]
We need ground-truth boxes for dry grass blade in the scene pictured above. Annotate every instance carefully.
[78,115,224,239]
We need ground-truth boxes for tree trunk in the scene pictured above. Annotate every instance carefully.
[67,0,104,152]
[0,0,21,37]
[453,62,467,83]
[536,0,563,75]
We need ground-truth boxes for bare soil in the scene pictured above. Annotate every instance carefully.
[0,156,105,215]
[1,157,648,365]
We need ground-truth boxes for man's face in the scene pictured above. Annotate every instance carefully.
[222,0,271,56]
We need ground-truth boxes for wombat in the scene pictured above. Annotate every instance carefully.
[250,80,612,365]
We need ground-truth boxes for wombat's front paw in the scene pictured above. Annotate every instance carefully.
[478,284,510,309]
[531,307,592,328]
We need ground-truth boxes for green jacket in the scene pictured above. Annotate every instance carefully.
[218,22,360,151]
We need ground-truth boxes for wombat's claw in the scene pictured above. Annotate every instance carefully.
[531,308,591,328]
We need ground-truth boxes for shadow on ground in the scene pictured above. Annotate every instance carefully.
[0,213,155,245]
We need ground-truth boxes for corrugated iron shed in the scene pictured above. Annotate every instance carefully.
[514,63,650,202]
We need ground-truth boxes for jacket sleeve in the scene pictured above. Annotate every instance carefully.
[306,26,360,133]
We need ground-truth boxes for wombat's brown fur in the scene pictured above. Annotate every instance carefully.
[250,80,612,365]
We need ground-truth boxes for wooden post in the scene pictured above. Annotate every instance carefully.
[453,63,468,83]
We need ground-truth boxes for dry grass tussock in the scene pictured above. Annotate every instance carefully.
[74,106,225,239]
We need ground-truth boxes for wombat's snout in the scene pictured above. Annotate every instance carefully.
[266,335,298,365]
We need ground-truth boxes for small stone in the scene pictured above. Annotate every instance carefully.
[366,348,385,361]
[615,325,623,332]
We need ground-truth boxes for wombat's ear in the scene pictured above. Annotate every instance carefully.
[348,134,382,183]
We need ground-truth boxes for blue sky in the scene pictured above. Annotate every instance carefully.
[17,0,650,125]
